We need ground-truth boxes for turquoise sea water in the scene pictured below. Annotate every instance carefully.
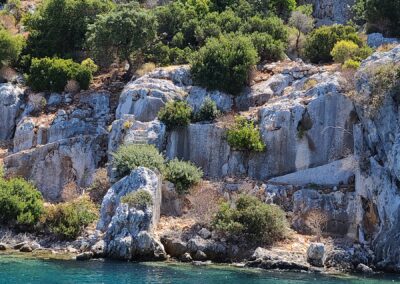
[0,255,400,284]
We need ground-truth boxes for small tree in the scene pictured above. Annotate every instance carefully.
[86,3,157,78]
[165,159,203,194]
[226,116,266,152]
[288,5,314,57]
[158,100,193,130]
[194,96,220,122]
[191,34,258,95]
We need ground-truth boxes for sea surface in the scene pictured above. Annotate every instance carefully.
[0,254,399,284]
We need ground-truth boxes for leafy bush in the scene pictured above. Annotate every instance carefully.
[120,190,153,210]
[158,100,193,130]
[24,0,113,58]
[0,177,44,227]
[0,29,24,67]
[331,40,359,64]
[86,3,157,76]
[113,144,165,179]
[191,34,258,95]
[165,159,203,194]
[81,58,98,74]
[27,57,93,92]
[365,0,400,37]
[304,25,362,63]
[343,59,361,70]
[212,194,287,243]
[354,45,373,61]
[226,116,266,152]
[250,32,285,61]
[242,15,288,42]
[43,196,98,239]
[194,96,220,122]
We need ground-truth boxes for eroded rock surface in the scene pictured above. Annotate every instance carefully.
[0,83,23,140]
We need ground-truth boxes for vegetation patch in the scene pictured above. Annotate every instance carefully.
[193,97,220,122]
[213,194,287,243]
[121,190,153,210]
[158,100,193,130]
[113,144,165,179]
[226,116,265,152]
[165,159,203,194]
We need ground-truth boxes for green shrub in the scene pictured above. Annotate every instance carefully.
[120,190,153,210]
[331,40,359,64]
[354,45,373,61]
[343,59,361,70]
[194,96,220,122]
[165,159,203,194]
[158,100,193,130]
[304,25,362,63]
[27,57,93,92]
[191,34,258,95]
[365,0,400,37]
[112,144,165,179]
[226,116,266,152]
[43,196,97,239]
[212,194,287,243]
[250,32,285,61]
[81,58,98,74]
[0,29,25,67]
[0,177,44,227]
[242,15,288,42]
[24,0,113,58]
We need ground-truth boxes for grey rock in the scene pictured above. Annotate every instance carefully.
[194,250,208,261]
[0,243,8,250]
[91,240,105,258]
[76,252,94,261]
[160,181,184,217]
[0,83,23,140]
[307,243,325,267]
[198,228,212,239]
[367,33,400,48]
[180,252,193,262]
[301,0,355,26]
[13,242,27,250]
[186,87,233,113]
[19,244,33,253]
[161,237,187,257]
[356,263,374,274]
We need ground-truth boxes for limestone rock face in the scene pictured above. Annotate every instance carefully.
[108,115,166,157]
[98,167,165,261]
[307,243,325,267]
[4,135,107,201]
[0,83,23,140]
[367,33,400,48]
[299,0,355,26]
[352,46,400,272]
[166,69,356,180]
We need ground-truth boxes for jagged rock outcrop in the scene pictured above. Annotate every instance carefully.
[299,0,355,26]
[367,33,400,48]
[4,91,110,201]
[352,45,400,272]
[0,83,23,140]
[97,167,165,260]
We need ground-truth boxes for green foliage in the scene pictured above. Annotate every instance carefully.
[343,59,361,70]
[365,0,400,37]
[112,144,165,179]
[43,196,97,239]
[226,116,266,152]
[27,57,93,92]
[86,3,157,73]
[158,100,193,130]
[304,25,362,63]
[194,96,220,122]
[24,0,113,58]
[121,190,153,210]
[242,15,288,42]
[250,32,285,61]
[331,40,359,64]
[354,45,373,61]
[191,34,258,95]
[81,58,98,73]
[165,159,203,194]
[0,29,24,67]
[0,177,44,227]
[212,194,287,243]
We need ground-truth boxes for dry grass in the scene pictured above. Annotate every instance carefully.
[64,80,80,93]
[87,168,110,204]
[377,43,398,53]
[135,62,156,77]
[61,181,81,202]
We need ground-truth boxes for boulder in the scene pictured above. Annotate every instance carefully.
[161,237,187,258]
[194,250,208,261]
[306,243,325,267]
[180,252,193,262]
[76,252,94,261]
[367,33,400,48]
[186,87,232,113]
[91,240,105,258]
[356,263,374,274]
[0,243,8,250]
[0,83,23,140]
[160,181,185,217]
[300,0,355,26]
[19,244,33,253]
[198,228,212,239]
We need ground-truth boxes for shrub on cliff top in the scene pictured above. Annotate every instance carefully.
[212,194,287,243]
[191,34,258,95]
[27,57,93,92]
[193,96,220,122]
[158,100,193,130]
[43,196,97,239]
[226,116,266,152]
[165,159,203,194]
[113,144,165,179]
[0,177,44,227]
[0,29,25,67]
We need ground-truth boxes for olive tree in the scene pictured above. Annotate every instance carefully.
[86,3,157,78]
[288,5,314,57]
